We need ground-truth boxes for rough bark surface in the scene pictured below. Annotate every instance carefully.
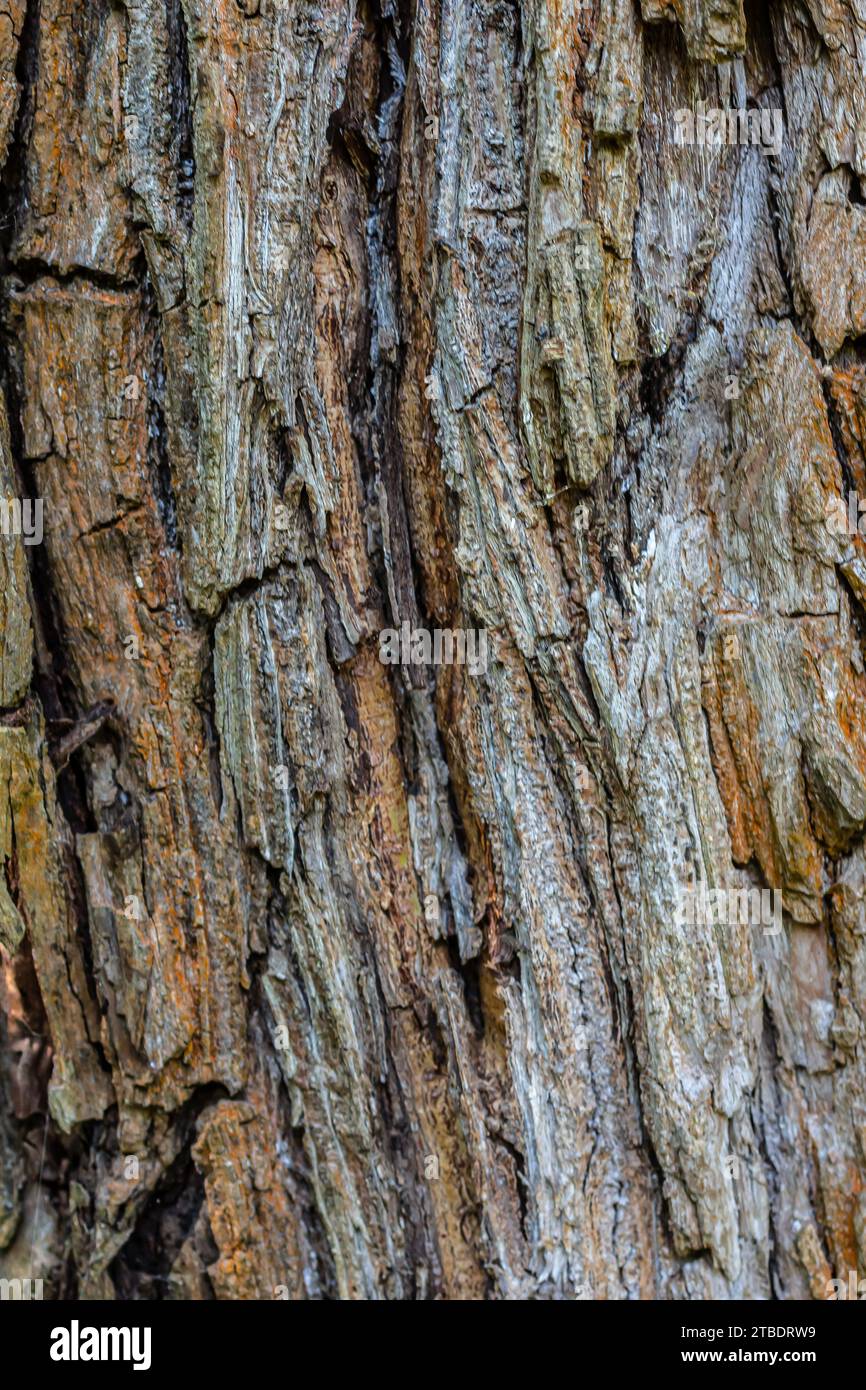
[1,0,865,1300]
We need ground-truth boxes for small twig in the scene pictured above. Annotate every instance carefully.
[48,700,115,771]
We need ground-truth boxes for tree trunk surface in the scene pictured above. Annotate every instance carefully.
[1,0,865,1301]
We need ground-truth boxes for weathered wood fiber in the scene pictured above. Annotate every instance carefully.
[1,0,866,1300]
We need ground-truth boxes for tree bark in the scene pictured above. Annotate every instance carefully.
[1,0,865,1300]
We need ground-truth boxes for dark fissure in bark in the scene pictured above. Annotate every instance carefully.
[166,0,196,234]
[110,1146,210,1300]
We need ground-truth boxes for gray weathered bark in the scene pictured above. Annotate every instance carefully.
[1,0,866,1299]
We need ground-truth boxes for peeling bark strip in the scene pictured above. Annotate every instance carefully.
[0,0,865,1303]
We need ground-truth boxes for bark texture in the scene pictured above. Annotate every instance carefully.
[1,0,866,1300]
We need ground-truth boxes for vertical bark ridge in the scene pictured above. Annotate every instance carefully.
[0,0,865,1301]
